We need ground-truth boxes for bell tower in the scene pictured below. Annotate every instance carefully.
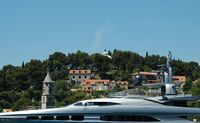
[41,71,54,109]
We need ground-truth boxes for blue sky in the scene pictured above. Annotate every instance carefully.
[0,0,200,68]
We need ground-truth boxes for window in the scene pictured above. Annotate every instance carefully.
[27,116,70,121]
[43,97,45,102]
[100,115,160,122]
[85,76,87,78]
[79,76,81,79]
[85,102,95,106]
[41,116,54,120]
[56,116,69,120]
[71,115,84,121]
[74,101,120,107]
[26,116,39,120]
[85,102,121,106]
[49,88,52,93]
[74,102,83,106]
[73,76,75,78]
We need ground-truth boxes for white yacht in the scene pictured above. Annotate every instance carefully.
[0,96,200,123]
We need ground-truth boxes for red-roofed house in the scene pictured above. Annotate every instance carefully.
[82,79,113,94]
[69,70,92,84]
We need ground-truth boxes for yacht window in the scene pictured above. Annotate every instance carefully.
[85,102,95,106]
[41,116,54,120]
[74,102,83,106]
[56,116,69,120]
[85,102,120,106]
[71,115,84,121]
[100,115,160,122]
[26,116,39,120]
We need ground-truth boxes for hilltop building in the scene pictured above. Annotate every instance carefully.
[82,79,112,94]
[41,72,54,109]
[132,71,186,84]
[82,80,128,94]
[69,70,93,85]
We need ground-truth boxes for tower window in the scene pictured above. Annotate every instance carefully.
[43,97,45,102]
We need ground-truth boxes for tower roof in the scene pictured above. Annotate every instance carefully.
[43,72,54,83]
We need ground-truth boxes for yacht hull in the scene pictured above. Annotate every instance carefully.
[0,118,194,123]
[0,98,199,123]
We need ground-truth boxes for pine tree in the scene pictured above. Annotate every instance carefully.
[22,61,25,68]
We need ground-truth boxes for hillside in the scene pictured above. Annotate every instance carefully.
[0,50,200,111]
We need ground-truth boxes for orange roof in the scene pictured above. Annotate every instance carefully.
[69,70,91,74]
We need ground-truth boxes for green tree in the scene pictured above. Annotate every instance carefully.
[67,50,91,69]
[192,80,200,95]
[12,98,33,111]
[48,52,67,71]
[144,55,166,70]
[25,59,47,90]
[91,90,110,98]
[113,70,131,81]
[64,92,91,105]
[183,82,193,94]
[90,53,112,78]
[54,80,71,103]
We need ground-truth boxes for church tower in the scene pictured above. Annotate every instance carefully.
[41,72,54,109]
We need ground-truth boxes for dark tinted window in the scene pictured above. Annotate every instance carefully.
[26,116,39,120]
[56,116,69,120]
[100,115,160,122]
[85,102,120,106]
[71,115,84,121]
[41,116,54,120]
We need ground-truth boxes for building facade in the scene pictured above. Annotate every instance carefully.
[82,79,112,94]
[81,80,128,94]
[69,70,92,85]
[132,71,186,84]
[173,76,186,83]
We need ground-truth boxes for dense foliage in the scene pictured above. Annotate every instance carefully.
[0,50,200,111]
